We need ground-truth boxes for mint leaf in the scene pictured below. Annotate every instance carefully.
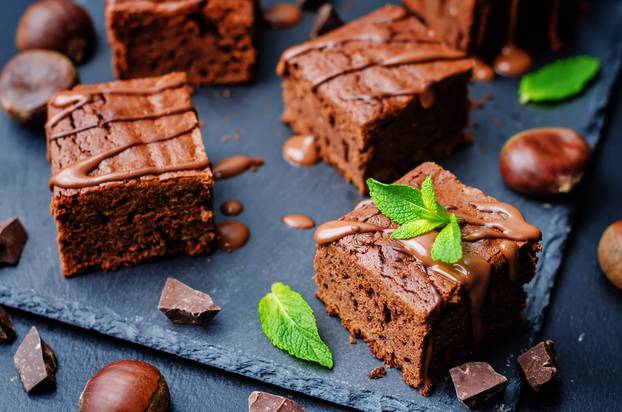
[391,219,444,240]
[519,55,600,104]
[421,176,450,222]
[258,282,333,368]
[431,214,462,264]
[367,178,426,224]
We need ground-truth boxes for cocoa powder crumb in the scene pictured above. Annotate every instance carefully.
[368,366,386,379]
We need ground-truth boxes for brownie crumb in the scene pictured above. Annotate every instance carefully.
[222,89,232,99]
[474,99,485,109]
[485,92,494,101]
[348,335,357,345]
[368,366,386,379]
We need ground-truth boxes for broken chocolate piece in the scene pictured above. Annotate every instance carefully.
[0,217,28,266]
[310,4,343,39]
[368,366,386,379]
[0,306,16,343]
[298,0,328,10]
[449,362,507,408]
[248,391,306,412]
[14,327,57,394]
[158,277,221,326]
[518,340,560,392]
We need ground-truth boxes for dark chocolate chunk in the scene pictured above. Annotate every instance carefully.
[0,217,28,266]
[310,4,343,39]
[0,306,16,343]
[248,391,306,412]
[13,327,57,394]
[368,366,386,379]
[298,0,328,10]
[158,277,221,326]
[518,340,560,392]
[449,362,507,408]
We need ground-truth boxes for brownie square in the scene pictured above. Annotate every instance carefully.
[46,72,215,277]
[106,0,257,85]
[403,0,577,58]
[278,5,473,193]
[314,162,541,394]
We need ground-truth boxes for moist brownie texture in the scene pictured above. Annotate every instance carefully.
[278,5,473,193]
[106,0,257,85]
[403,0,577,59]
[46,72,215,277]
[314,162,541,394]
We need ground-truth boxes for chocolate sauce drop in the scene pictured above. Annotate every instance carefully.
[282,214,316,230]
[220,199,244,217]
[493,45,533,77]
[471,59,495,82]
[213,155,264,179]
[263,4,302,29]
[216,221,250,252]
[282,136,319,167]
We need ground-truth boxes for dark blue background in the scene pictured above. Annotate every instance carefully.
[1,0,621,410]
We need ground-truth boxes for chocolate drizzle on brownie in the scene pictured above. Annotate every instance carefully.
[314,197,540,342]
[493,0,533,76]
[47,77,208,189]
[278,6,469,95]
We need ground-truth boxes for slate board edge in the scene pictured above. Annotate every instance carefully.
[1,15,621,412]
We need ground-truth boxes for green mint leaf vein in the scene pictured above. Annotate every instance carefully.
[391,219,444,240]
[367,178,427,224]
[258,282,333,368]
[519,55,600,104]
[431,214,462,264]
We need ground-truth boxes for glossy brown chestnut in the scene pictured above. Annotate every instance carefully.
[78,360,170,412]
[16,0,96,63]
[598,220,622,290]
[499,127,590,196]
[0,50,78,124]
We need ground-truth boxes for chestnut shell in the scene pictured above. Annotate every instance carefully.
[598,220,622,290]
[499,127,591,197]
[16,0,96,63]
[0,50,78,125]
[78,360,170,412]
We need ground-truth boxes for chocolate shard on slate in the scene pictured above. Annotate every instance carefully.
[310,4,343,39]
[0,306,16,343]
[14,327,57,394]
[517,340,561,392]
[449,362,508,408]
[158,277,221,326]
[248,391,306,412]
[0,217,28,266]
[298,0,328,10]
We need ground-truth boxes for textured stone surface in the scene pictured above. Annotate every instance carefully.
[1,1,621,411]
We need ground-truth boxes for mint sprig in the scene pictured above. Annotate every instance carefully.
[367,176,463,264]
[519,55,600,104]
[258,282,333,368]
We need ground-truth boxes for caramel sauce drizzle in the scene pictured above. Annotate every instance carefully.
[47,79,207,190]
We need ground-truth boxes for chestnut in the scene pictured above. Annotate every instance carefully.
[16,0,96,63]
[499,127,590,197]
[78,360,170,412]
[0,50,78,125]
[598,220,622,290]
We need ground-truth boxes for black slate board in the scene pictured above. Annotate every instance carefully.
[1,1,621,411]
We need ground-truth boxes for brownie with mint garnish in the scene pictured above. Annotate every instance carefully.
[314,162,541,394]
[46,72,215,277]
[277,5,473,193]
